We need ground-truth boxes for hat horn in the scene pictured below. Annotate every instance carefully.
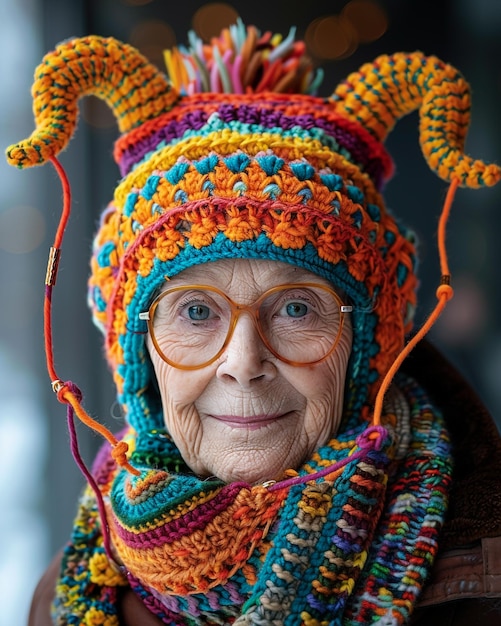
[332,51,501,188]
[6,35,178,169]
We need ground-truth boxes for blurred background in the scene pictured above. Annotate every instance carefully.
[1,0,500,621]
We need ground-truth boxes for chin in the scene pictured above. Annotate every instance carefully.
[203,464,267,485]
[205,451,300,485]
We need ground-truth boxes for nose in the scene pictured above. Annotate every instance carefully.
[216,313,276,388]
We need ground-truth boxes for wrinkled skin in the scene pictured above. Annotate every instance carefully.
[148,258,353,485]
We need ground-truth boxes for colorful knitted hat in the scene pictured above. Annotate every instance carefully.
[6,22,501,442]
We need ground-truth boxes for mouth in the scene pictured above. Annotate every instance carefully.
[210,412,292,430]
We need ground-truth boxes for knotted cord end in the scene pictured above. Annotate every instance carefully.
[356,425,388,451]
[111,441,141,476]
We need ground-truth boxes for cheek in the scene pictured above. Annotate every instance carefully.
[147,332,211,406]
[294,323,351,398]
[294,323,352,439]
[149,358,213,472]
[148,348,210,433]
[323,325,353,394]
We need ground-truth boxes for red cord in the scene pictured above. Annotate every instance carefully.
[46,156,139,475]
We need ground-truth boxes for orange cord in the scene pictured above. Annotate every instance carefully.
[46,157,139,475]
[372,177,459,427]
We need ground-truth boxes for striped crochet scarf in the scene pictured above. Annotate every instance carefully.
[52,373,452,625]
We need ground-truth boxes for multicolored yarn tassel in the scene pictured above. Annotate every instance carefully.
[164,19,323,95]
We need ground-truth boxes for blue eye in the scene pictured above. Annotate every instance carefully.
[188,304,211,321]
[285,302,308,318]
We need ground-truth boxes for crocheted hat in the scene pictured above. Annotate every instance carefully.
[6,22,500,439]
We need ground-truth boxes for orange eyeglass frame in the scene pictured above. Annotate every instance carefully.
[139,282,353,370]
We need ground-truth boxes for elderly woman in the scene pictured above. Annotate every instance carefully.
[7,22,501,626]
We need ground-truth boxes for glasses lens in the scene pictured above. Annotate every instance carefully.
[149,285,344,368]
[150,287,232,368]
[257,285,342,364]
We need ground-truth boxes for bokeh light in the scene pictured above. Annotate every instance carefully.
[0,205,46,254]
[305,15,357,60]
[192,3,239,42]
[342,0,388,44]
[129,19,177,67]
[305,1,387,60]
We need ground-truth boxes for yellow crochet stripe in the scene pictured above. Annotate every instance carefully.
[300,614,329,626]
[83,607,118,626]
[332,52,501,187]
[114,488,224,534]
[88,552,127,587]
[113,130,381,209]
[6,36,178,169]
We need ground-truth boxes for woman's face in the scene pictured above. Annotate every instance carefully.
[147,258,352,484]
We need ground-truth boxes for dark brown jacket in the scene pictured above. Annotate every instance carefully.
[406,340,501,624]
[28,340,501,625]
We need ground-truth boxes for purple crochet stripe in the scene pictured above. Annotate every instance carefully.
[128,573,187,625]
[117,103,387,188]
[112,481,249,549]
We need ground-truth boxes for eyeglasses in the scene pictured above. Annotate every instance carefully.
[139,283,352,370]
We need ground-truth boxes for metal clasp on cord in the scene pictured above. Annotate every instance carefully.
[45,246,61,286]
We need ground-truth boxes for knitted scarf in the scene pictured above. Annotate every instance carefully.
[52,373,452,625]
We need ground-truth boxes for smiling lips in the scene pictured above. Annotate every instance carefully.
[211,412,291,430]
